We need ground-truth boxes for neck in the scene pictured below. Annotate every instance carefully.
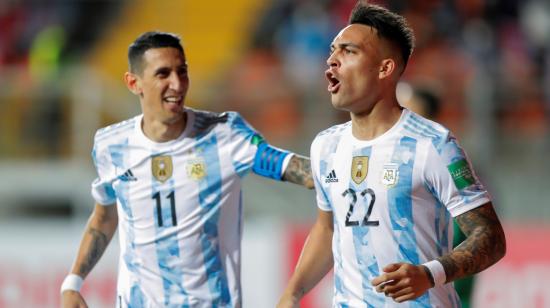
[350,98,403,141]
[142,112,187,143]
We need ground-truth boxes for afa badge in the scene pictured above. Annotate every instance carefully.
[351,156,369,184]
[381,163,399,187]
[186,158,206,180]
[152,155,173,183]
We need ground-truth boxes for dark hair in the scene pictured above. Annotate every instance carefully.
[349,1,415,69]
[128,31,184,73]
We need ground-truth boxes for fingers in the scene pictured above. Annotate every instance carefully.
[371,263,405,288]
[372,263,432,303]
[377,280,415,303]
[383,262,403,272]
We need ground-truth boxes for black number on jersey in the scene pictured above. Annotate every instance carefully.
[342,188,379,227]
[152,191,177,227]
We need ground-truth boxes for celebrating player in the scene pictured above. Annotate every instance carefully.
[278,2,506,307]
[60,31,312,307]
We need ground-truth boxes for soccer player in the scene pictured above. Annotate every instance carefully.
[278,2,506,307]
[60,31,313,308]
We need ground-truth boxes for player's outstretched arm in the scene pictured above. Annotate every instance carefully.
[438,201,506,282]
[61,203,118,308]
[282,154,314,189]
[278,210,334,308]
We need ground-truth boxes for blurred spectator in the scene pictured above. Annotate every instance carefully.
[217,49,302,144]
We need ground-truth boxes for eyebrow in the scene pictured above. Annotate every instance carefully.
[330,43,361,50]
[153,64,188,75]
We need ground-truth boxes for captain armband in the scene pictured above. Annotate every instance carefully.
[252,142,292,181]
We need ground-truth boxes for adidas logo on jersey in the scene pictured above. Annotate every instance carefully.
[118,169,137,181]
[325,170,339,183]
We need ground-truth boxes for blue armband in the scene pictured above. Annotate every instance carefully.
[252,142,290,181]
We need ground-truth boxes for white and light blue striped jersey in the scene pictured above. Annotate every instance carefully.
[311,109,491,308]
[90,108,281,307]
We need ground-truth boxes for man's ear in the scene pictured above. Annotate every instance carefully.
[379,58,397,79]
[124,72,141,95]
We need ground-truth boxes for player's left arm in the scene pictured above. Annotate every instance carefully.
[438,201,506,282]
[228,112,313,189]
[281,154,314,189]
[373,202,506,303]
[252,142,313,189]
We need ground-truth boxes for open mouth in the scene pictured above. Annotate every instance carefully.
[163,96,183,104]
[325,71,340,94]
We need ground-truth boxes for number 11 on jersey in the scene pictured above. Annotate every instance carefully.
[152,191,177,227]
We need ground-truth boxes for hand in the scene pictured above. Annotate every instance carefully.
[61,290,88,308]
[371,262,432,303]
[277,293,300,308]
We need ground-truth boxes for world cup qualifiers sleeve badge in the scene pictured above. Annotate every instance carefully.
[152,155,173,183]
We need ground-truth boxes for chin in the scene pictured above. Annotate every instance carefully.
[331,99,349,112]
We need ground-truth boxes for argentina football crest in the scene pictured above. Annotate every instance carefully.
[186,157,207,180]
[152,155,173,183]
[381,163,399,187]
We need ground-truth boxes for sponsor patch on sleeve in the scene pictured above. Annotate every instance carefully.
[447,159,475,189]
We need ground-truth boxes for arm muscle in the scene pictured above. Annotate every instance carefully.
[438,202,506,282]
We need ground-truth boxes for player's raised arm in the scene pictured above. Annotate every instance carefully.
[61,203,118,308]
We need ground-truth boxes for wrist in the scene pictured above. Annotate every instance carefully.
[422,260,446,287]
[60,274,84,294]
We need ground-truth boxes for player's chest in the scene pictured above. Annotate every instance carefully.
[111,140,233,194]
[321,142,421,224]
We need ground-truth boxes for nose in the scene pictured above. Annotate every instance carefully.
[169,72,189,92]
[326,52,339,68]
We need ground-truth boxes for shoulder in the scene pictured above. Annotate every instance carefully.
[311,122,350,163]
[94,115,139,146]
[191,108,230,131]
[312,121,350,148]
[401,110,451,153]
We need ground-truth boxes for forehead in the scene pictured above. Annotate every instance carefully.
[332,24,379,46]
[141,47,186,70]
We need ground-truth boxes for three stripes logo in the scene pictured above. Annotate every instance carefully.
[325,170,339,183]
[118,169,137,182]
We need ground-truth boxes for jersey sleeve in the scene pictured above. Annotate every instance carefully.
[227,112,290,180]
[423,133,491,217]
[90,133,117,206]
[311,136,332,211]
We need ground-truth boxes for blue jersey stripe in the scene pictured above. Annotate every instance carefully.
[428,182,451,258]
[387,136,431,307]
[196,133,231,306]
[405,116,447,152]
[129,284,146,307]
[151,168,186,307]
[349,146,384,307]
[318,137,347,301]
[109,141,143,306]
[233,160,251,178]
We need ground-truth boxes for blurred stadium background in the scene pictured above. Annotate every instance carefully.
[1,0,549,307]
